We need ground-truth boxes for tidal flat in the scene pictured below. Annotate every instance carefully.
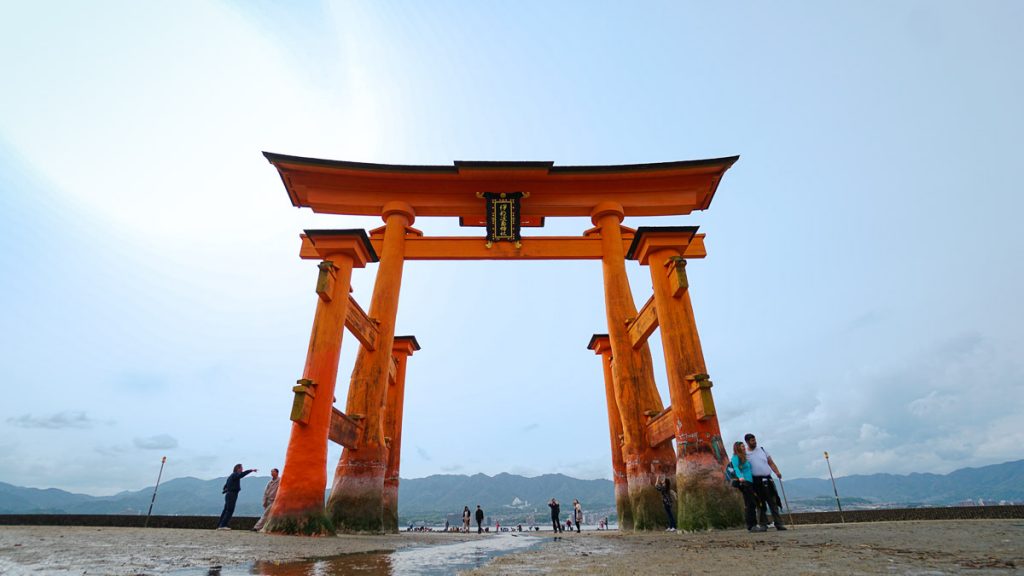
[0,520,1021,575]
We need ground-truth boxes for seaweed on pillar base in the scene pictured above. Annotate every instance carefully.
[327,446,388,533]
[675,448,743,531]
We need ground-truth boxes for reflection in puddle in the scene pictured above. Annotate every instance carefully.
[185,534,543,576]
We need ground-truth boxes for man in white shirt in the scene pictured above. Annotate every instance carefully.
[744,433,787,530]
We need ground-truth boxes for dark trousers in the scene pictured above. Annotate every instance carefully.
[736,482,758,529]
[752,476,784,527]
[575,516,581,533]
[551,516,562,532]
[218,491,238,528]
[476,519,482,533]
[662,501,677,529]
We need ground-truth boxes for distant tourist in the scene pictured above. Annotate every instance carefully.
[475,505,485,533]
[655,476,677,532]
[217,463,256,530]
[444,518,450,532]
[744,433,786,531]
[731,442,764,532]
[573,499,583,533]
[548,498,563,533]
[251,468,279,531]
[463,506,471,532]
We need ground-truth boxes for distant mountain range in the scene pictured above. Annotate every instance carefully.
[1,460,1021,521]
[782,459,1024,509]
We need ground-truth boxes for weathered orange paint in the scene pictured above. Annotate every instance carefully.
[265,153,738,219]
[382,336,419,533]
[588,334,632,530]
[267,153,740,535]
[266,234,375,535]
[301,232,706,261]
[632,227,734,529]
[592,203,677,531]
[327,203,414,533]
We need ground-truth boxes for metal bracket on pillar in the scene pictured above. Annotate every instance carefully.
[290,378,317,424]
[686,373,716,420]
[316,262,337,302]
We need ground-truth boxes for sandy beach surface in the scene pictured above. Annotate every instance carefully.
[0,520,1021,575]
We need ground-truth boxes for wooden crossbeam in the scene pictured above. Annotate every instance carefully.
[388,355,398,385]
[626,296,659,349]
[301,233,706,261]
[345,295,378,351]
[646,407,676,448]
[329,408,362,448]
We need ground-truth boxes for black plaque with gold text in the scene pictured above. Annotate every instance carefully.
[479,192,525,247]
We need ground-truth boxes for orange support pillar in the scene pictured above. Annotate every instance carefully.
[588,334,632,530]
[629,226,741,530]
[591,202,677,531]
[265,231,376,535]
[327,202,415,533]
[382,335,419,532]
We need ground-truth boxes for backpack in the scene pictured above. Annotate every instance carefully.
[724,462,740,488]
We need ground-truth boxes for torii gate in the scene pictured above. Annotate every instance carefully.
[261,153,742,535]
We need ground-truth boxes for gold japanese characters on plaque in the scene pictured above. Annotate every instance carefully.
[476,191,528,248]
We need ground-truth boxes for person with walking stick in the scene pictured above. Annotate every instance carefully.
[744,433,786,530]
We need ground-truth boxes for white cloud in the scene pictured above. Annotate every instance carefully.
[133,434,179,450]
[7,411,105,430]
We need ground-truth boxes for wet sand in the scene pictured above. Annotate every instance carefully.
[0,520,1021,575]
[471,520,1024,576]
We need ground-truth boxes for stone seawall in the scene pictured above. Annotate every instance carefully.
[788,505,1024,525]
[1,506,1021,529]
[0,514,257,530]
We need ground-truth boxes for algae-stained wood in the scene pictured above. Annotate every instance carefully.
[646,407,676,448]
[290,379,316,424]
[345,295,378,351]
[668,256,690,298]
[627,296,659,350]
[688,376,717,421]
[315,262,336,302]
[329,408,361,448]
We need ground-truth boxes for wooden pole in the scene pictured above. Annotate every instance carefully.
[592,203,676,531]
[328,202,414,533]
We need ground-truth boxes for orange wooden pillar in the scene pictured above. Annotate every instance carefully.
[382,335,419,533]
[629,227,741,530]
[327,202,415,533]
[265,231,376,535]
[588,334,632,530]
[591,202,677,531]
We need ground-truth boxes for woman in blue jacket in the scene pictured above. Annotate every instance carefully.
[732,442,765,532]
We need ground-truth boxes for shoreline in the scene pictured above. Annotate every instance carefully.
[1,519,1022,575]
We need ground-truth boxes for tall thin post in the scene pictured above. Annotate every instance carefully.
[824,451,844,522]
[144,456,167,528]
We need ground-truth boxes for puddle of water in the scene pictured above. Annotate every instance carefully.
[178,534,544,576]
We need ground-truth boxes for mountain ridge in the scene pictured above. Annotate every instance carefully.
[1,460,1021,519]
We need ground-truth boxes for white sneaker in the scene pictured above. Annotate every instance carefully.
[217,527,231,531]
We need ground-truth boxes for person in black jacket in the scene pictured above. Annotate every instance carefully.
[548,498,563,533]
[217,463,256,530]
[475,505,485,533]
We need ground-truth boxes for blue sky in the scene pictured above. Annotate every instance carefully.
[1,1,1022,495]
